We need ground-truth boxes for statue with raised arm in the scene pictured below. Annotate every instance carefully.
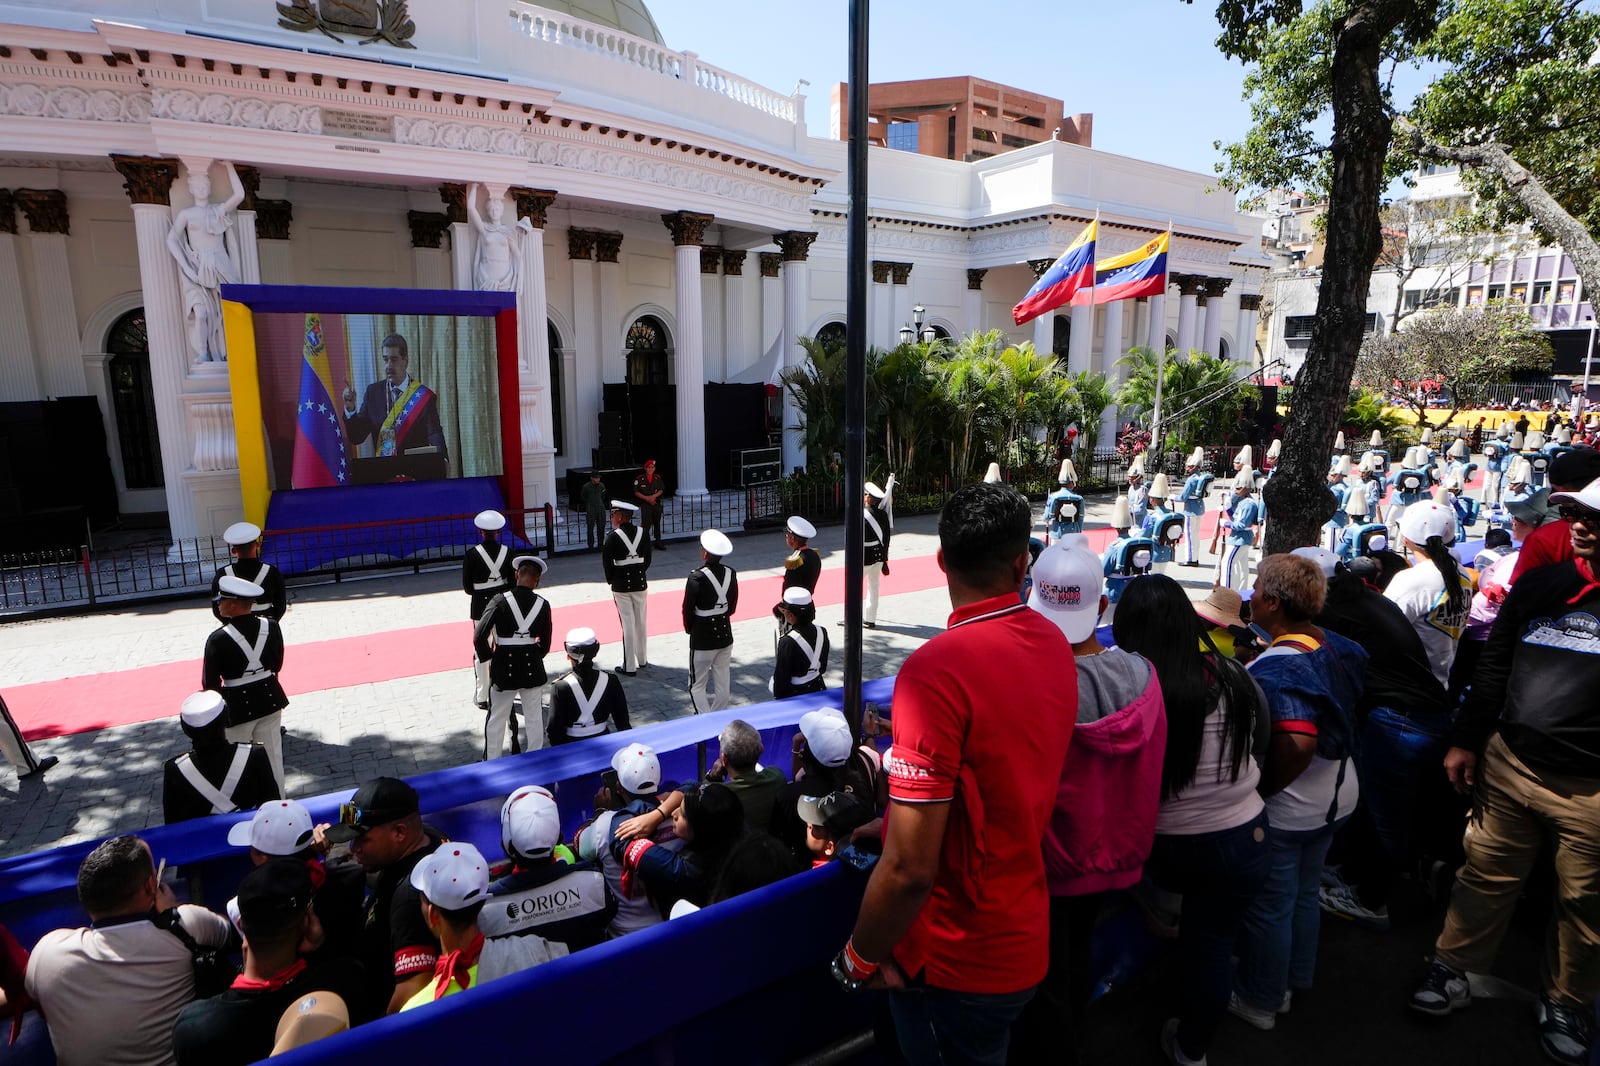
[466,183,532,292]
[166,161,245,363]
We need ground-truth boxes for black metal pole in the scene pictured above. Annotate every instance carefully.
[842,0,869,739]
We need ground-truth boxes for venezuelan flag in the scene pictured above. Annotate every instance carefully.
[290,313,349,489]
[1077,231,1169,306]
[1013,221,1097,326]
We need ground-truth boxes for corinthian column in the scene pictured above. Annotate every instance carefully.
[0,192,40,401]
[777,230,817,474]
[664,211,714,496]
[512,187,558,508]
[1236,293,1263,375]
[1174,274,1203,352]
[112,155,199,538]
[1202,277,1231,357]
[15,189,85,396]
[1027,259,1054,355]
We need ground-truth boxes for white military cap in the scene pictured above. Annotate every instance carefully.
[1111,494,1131,528]
[1334,431,1346,451]
[1186,448,1204,468]
[1234,445,1253,466]
[1149,472,1171,499]
[513,555,547,574]
[181,690,227,729]
[223,522,261,546]
[1345,480,1370,516]
[1267,439,1282,459]
[1060,458,1079,482]
[474,510,506,532]
[786,516,817,539]
[782,587,813,607]
[1421,427,1434,444]
[610,499,640,513]
[565,626,599,650]
[1370,430,1384,447]
[983,462,1003,484]
[218,575,265,600]
[864,482,886,499]
[700,529,733,556]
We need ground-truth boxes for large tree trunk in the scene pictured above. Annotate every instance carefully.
[1264,6,1394,554]
[1398,118,1600,311]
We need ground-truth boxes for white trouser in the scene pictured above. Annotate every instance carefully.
[1484,470,1503,505]
[486,684,545,759]
[688,646,732,714]
[864,564,882,625]
[614,591,648,671]
[1386,500,1407,538]
[225,711,284,791]
[473,657,491,705]
[1219,542,1252,591]
[0,697,42,773]
[1181,512,1199,564]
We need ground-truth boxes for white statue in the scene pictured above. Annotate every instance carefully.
[166,161,245,363]
[466,183,532,292]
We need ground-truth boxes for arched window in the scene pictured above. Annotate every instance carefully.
[930,324,952,342]
[1052,314,1070,358]
[625,315,672,386]
[815,321,846,350]
[1219,337,1231,361]
[548,321,564,456]
[107,309,162,489]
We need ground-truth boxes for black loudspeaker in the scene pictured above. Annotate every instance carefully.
[597,411,626,449]
[593,446,628,468]
[1256,386,1278,427]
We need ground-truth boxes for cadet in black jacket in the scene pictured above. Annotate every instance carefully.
[781,516,822,595]
[162,690,280,824]
[684,528,739,714]
[204,575,290,790]
[862,482,892,628]
[547,627,631,745]
[602,500,652,675]
[773,588,829,699]
[463,510,514,709]
[473,555,554,759]
[210,522,287,622]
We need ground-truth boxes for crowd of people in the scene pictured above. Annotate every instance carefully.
[6,428,1599,1066]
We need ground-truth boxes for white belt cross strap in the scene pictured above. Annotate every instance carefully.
[612,526,645,565]
[220,621,274,687]
[497,594,546,647]
[786,627,825,685]
[864,510,884,548]
[692,566,734,617]
[174,746,252,814]
[561,672,612,737]
[224,563,276,613]
[473,543,511,589]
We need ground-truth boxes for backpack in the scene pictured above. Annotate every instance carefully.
[156,909,234,1000]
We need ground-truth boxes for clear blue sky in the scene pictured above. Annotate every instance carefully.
[645,0,1258,177]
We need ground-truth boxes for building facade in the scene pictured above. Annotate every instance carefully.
[0,0,1266,540]
[828,76,1092,161]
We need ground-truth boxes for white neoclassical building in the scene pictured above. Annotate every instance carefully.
[0,0,1268,540]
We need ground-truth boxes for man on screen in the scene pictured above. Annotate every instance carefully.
[342,334,448,465]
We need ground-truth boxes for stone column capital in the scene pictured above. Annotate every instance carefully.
[594,231,623,264]
[1238,293,1264,312]
[700,245,723,274]
[406,210,450,249]
[111,155,181,206]
[509,187,557,229]
[890,261,913,285]
[663,210,715,247]
[1174,273,1206,297]
[759,251,783,278]
[255,199,293,241]
[567,228,597,261]
[1202,277,1232,299]
[0,189,15,235]
[14,189,69,235]
[438,182,468,224]
[871,260,894,284]
[1027,258,1055,279]
[721,249,747,276]
[967,268,988,291]
[774,230,817,262]
[234,165,260,211]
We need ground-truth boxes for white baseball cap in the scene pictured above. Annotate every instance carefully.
[1399,501,1457,545]
[180,690,227,729]
[474,510,506,532]
[227,800,317,855]
[223,522,262,546]
[501,785,561,859]
[611,742,661,795]
[1026,536,1103,643]
[1290,545,1340,578]
[700,529,733,556]
[798,709,854,768]
[786,516,816,539]
[1551,482,1600,513]
[409,842,490,911]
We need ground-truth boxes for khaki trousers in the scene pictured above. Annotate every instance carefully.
[1436,732,1600,1006]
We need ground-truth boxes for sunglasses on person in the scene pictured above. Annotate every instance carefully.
[337,803,406,832]
[1558,505,1600,527]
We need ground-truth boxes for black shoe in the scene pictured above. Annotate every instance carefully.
[19,755,58,780]
[1182,561,1202,568]
[1538,996,1593,1065]
[864,621,876,629]
[476,700,490,710]
[616,666,637,677]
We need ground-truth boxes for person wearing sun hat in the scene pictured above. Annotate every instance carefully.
[684,528,740,714]
[462,510,513,710]
[163,690,281,825]
[211,521,286,623]
[398,841,564,1011]
[773,588,830,699]
[1190,584,1254,661]
[546,627,631,746]
[603,499,652,675]
[204,575,290,791]
[472,554,553,760]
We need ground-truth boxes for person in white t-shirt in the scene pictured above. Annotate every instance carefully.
[1112,574,1271,1066]
[25,835,234,1066]
[1383,501,1473,687]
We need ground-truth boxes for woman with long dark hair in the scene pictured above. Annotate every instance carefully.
[1385,500,1473,687]
[1112,574,1270,1066]
[613,782,745,915]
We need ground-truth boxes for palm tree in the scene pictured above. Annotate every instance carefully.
[938,330,1009,480]
[779,336,850,474]
[1115,347,1255,455]
[1065,369,1115,465]
[873,338,947,479]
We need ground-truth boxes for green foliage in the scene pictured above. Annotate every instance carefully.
[1342,386,1415,444]
[1114,347,1259,454]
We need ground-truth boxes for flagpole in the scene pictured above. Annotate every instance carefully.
[1150,221,1173,468]
[1086,208,1099,381]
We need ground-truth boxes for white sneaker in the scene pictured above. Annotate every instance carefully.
[1161,1018,1207,1066]
[1279,989,1293,1014]
[1227,991,1276,1031]
[1320,884,1392,931]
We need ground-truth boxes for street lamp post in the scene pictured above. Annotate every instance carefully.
[898,304,936,345]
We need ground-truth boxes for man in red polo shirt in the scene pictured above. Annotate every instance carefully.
[832,482,1077,1065]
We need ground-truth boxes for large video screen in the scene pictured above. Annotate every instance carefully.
[252,311,503,491]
